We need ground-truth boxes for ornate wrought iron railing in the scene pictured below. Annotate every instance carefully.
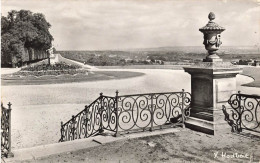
[1,102,14,158]
[117,90,191,133]
[222,92,260,133]
[59,94,117,142]
[60,90,191,142]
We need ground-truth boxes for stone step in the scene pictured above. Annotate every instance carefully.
[190,111,213,121]
[185,117,214,135]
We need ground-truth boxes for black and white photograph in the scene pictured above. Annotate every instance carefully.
[1,0,260,162]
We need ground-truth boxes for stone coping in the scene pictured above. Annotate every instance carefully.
[184,62,243,70]
[4,128,182,162]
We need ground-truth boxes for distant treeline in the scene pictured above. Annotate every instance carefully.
[1,10,53,67]
[58,49,260,66]
[58,50,205,66]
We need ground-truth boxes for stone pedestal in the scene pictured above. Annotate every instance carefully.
[203,54,223,62]
[183,62,242,135]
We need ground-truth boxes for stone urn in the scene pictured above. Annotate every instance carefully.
[199,12,225,62]
[184,12,242,135]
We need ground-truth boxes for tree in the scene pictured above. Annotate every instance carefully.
[1,10,54,67]
[1,32,24,67]
[1,16,10,34]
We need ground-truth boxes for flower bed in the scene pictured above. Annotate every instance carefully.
[13,62,87,77]
[21,62,81,71]
[14,69,87,76]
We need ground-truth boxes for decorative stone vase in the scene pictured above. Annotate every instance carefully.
[199,12,225,62]
[183,12,243,135]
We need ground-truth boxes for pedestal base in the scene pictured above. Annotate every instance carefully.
[203,53,223,62]
[203,58,223,62]
[185,109,231,135]
[184,62,242,135]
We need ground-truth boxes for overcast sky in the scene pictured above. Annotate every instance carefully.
[1,0,260,50]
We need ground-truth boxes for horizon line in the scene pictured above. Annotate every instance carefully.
[56,45,259,51]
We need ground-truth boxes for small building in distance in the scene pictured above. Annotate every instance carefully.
[236,59,259,66]
[125,58,133,63]
[254,60,260,66]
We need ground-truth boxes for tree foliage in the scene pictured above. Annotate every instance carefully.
[1,10,53,67]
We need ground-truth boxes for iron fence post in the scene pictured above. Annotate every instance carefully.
[181,89,185,128]
[85,105,88,138]
[150,95,154,132]
[7,102,14,158]
[99,93,104,134]
[71,115,75,140]
[238,91,242,132]
[60,121,64,142]
[114,90,119,137]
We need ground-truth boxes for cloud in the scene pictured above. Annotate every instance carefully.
[1,0,259,50]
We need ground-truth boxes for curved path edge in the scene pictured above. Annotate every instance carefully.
[4,128,182,163]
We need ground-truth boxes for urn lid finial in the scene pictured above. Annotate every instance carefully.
[199,12,225,33]
[208,12,215,22]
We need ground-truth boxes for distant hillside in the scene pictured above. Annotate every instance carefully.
[58,46,260,66]
[126,46,259,54]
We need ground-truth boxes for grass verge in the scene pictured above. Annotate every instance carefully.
[242,67,260,88]
[1,71,144,86]
[96,65,187,69]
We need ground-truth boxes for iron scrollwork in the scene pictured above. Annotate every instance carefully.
[117,91,191,133]
[60,95,117,142]
[60,90,191,142]
[222,93,260,133]
[1,102,14,158]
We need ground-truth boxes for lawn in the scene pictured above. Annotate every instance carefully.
[96,65,187,69]
[1,71,144,85]
[24,128,260,163]
[242,67,260,88]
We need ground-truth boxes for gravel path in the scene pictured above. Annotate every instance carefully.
[24,129,260,163]
[1,69,259,150]
[2,69,190,149]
